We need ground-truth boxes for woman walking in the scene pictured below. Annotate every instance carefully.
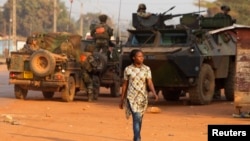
[119,49,159,141]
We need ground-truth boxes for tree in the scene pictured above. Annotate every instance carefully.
[1,0,78,37]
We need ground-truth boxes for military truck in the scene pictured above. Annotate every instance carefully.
[121,8,236,105]
[6,32,106,102]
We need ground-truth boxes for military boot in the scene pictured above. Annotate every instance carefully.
[87,88,94,102]
[93,90,99,100]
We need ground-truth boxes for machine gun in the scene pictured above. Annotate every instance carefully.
[132,7,206,30]
[161,10,206,21]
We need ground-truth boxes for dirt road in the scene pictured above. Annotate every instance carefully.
[0,64,249,141]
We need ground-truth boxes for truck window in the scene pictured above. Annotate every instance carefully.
[161,32,187,45]
[131,33,155,46]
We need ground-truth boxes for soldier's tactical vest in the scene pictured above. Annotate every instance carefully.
[80,52,93,72]
[94,24,110,40]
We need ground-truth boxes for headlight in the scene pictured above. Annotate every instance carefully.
[190,47,195,53]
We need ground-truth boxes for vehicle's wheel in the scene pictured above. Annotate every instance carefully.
[224,61,235,101]
[14,85,28,99]
[42,92,54,99]
[30,50,56,77]
[189,64,215,105]
[162,89,181,101]
[61,76,76,102]
[93,75,100,100]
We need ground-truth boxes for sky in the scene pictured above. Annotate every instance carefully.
[0,0,215,28]
[63,0,209,24]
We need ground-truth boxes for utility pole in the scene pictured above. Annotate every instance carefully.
[67,0,73,31]
[8,18,12,56]
[53,0,57,32]
[117,0,122,39]
[79,2,83,36]
[13,0,16,51]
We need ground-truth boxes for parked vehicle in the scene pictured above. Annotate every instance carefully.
[6,32,106,102]
[120,7,236,105]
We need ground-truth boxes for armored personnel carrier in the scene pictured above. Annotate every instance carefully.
[121,7,236,105]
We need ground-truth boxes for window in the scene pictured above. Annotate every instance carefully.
[131,33,155,46]
[160,30,187,45]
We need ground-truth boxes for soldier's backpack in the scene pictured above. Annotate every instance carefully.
[94,24,110,40]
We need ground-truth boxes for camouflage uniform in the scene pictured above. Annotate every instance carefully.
[19,37,39,53]
[214,5,236,25]
[91,14,113,57]
[80,45,99,101]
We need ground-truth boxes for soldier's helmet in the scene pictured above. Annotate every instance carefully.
[221,5,230,12]
[98,14,108,23]
[137,3,146,12]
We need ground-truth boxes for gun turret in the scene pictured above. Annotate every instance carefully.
[162,10,206,21]
[132,10,206,30]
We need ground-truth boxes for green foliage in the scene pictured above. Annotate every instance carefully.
[0,0,77,37]
[0,0,115,39]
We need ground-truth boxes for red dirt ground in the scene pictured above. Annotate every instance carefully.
[0,64,249,141]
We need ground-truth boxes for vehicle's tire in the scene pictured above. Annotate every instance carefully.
[93,75,100,100]
[189,64,215,105]
[29,50,56,77]
[224,61,235,101]
[61,76,76,102]
[110,78,120,97]
[42,92,54,99]
[93,52,107,73]
[14,85,28,99]
[162,89,181,101]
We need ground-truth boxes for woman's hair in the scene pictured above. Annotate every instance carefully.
[129,49,143,63]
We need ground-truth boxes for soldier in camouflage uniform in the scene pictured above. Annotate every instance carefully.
[19,36,39,53]
[80,44,99,101]
[137,3,152,18]
[214,5,236,25]
[90,14,113,58]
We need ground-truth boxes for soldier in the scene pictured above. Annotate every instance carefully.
[20,36,39,53]
[214,5,236,25]
[137,3,151,18]
[80,44,99,101]
[90,14,113,58]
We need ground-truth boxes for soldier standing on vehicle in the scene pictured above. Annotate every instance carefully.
[20,36,39,53]
[80,44,99,101]
[137,3,152,18]
[90,14,113,58]
[214,5,236,25]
